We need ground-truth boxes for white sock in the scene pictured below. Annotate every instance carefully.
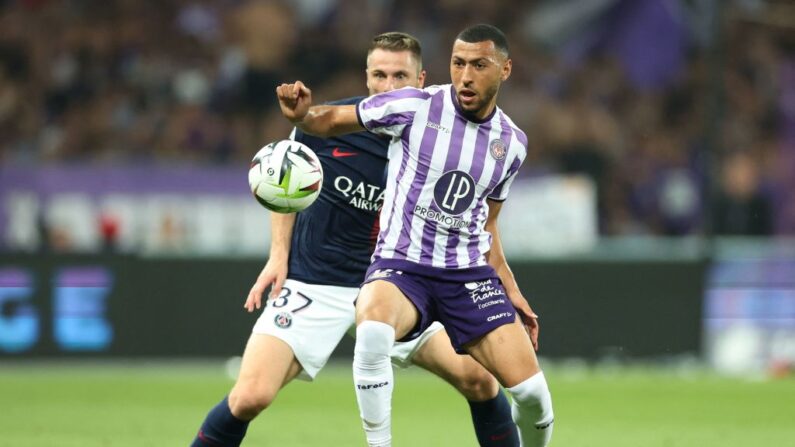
[353,321,396,447]
[507,371,554,447]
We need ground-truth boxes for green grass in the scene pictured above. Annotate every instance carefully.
[0,361,794,446]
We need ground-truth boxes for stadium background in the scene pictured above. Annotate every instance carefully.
[1,0,794,446]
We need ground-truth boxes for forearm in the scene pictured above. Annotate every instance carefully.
[487,225,521,295]
[269,212,296,262]
[295,105,362,138]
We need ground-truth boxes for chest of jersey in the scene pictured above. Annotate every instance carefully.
[307,133,389,215]
[392,119,509,219]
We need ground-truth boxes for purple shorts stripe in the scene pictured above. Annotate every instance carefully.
[363,259,514,351]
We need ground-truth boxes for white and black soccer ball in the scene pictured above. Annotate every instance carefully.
[248,140,323,213]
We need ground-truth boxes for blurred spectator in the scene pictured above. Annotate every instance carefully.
[711,151,774,236]
[0,0,792,236]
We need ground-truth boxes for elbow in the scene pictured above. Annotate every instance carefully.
[297,127,329,138]
[297,122,334,138]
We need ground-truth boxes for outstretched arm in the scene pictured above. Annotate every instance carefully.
[244,212,296,312]
[276,81,364,138]
[484,199,540,351]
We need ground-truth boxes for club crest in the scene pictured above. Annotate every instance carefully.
[274,312,292,328]
[489,139,507,160]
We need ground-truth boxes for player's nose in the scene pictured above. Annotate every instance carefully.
[461,66,475,84]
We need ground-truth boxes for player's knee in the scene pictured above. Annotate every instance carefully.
[453,367,499,401]
[354,321,396,358]
[228,384,278,420]
[507,371,554,422]
[355,298,394,327]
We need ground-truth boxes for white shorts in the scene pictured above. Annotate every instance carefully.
[253,279,445,381]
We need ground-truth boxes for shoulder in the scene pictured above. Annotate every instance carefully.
[360,85,446,110]
[497,109,528,157]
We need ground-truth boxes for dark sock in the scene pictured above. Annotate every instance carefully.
[468,391,520,447]
[191,396,250,447]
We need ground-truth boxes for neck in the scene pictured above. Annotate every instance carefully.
[472,99,497,121]
[451,85,498,124]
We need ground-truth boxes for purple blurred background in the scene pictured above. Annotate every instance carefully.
[0,0,793,244]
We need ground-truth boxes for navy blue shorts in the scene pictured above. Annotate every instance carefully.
[362,259,516,352]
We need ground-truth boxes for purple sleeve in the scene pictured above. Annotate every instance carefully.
[357,87,430,137]
[488,158,523,201]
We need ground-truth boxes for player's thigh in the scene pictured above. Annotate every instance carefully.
[253,279,357,381]
[391,321,444,368]
[465,316,541,388]
[409,325,499,401]
[234,333,302,394]
[356,279,420,340]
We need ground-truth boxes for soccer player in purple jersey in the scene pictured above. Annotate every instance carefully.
[276,24,554,447]
[191,32,519,447]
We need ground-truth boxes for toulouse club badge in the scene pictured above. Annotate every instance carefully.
[489,138,507,160]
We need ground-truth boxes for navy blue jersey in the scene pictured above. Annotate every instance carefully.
[287,97,388,287]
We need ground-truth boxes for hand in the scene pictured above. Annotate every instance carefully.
[244,257,288,312]
[276,81,313,123]
[507,290,540,351]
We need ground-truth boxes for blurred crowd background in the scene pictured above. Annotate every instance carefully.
[0,0,793,237]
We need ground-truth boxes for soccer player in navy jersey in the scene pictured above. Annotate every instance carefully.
[276,25,554,447]
[191,32,519,447]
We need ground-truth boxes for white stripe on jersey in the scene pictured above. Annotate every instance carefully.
[405,92,458,264]
[453,114,505,267]
[378,99,432,259]
[429,117,479,267]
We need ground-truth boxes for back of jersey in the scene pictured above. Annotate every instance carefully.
[287,97,389,287]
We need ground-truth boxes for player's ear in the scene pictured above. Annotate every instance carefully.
[418,69,427,88]
[501,58,512,82]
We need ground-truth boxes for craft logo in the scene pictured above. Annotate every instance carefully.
[487,311,512,322]
[426,121,451,134]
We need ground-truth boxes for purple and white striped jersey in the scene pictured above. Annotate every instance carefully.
[356,84,528,269]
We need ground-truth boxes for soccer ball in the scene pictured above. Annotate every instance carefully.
[248,140,323,213]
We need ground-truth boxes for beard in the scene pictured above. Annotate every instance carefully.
[459,82,500,121]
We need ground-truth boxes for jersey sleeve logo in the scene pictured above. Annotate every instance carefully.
[332,147,358,157]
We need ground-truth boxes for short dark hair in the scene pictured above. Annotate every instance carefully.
[456,24,509,56]
[368,32,423,67]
